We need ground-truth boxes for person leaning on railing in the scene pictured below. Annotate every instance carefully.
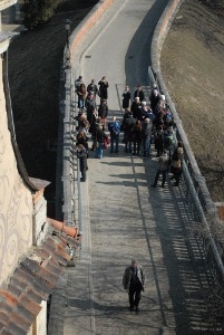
[170,141,184,187]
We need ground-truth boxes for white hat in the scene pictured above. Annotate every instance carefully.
[142,101,147,106]
[160,94,166,101]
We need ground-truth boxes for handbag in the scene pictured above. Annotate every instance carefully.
[172,159,181,169]
[104,136,109,149]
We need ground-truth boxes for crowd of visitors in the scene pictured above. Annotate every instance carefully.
[74,76,184,187]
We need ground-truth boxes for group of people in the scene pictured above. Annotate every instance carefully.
[75,76,184,188]
[75,76,110,181]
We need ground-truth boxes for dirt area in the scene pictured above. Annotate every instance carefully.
[8,0,98,215]
[161,0,224,202]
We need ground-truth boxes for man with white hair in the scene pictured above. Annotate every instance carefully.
[123,260,145,313]
[150,83,160,112]
[131,96,141,120]
[108,116,120,153]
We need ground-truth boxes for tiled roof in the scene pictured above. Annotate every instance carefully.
[0,232,80,334]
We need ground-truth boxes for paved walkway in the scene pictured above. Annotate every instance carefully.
[48,0,223,334]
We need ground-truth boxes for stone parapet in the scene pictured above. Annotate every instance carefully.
[0,0,17,11]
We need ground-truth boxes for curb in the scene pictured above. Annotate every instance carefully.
[63,0,114,68]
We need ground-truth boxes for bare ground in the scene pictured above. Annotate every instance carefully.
[161,0,224,202]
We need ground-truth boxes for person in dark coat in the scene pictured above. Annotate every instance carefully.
[133,120,142,155]
[123,113,135,153]
[150,84,160,113]
[76,131,88,151]
[134,85,145,102]
[87,79,98,97]
[131,96,141,120]
[77,144,88,182]
[89,110,99,151]
[154,126,165,157]
[142,118,152,157]
[98,76,109,103]
[123,260,145,313]
[98,99,108,128]
[86,91,97,123]
[122,86,131,110]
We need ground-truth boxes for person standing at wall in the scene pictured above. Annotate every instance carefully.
[122,85,131,111]
[98,76,109,103]
[76,144,88,182]
[77,83,87,110]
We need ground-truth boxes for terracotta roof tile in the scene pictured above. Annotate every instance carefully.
[0,291,19,308]
[0,232,79,334]
[19,295,42,316]
[7,322,27,335]
[13,268,50,299]
[9,311,30,330]
[0,310,9,325]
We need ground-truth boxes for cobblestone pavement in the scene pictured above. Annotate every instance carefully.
[48,0,223,334]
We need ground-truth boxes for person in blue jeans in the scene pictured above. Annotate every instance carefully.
[108,117,120,153]
[96,125,107,158]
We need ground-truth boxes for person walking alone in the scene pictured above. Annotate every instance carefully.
[123,260,145,313]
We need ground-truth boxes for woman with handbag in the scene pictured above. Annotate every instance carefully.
[170,141,184,186]
[95,125,107,159]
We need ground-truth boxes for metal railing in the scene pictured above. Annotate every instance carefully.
[148,64,224,287]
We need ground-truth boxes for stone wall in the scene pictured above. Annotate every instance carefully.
[0,54,34,284]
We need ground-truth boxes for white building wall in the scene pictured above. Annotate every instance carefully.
[0,49,33,284]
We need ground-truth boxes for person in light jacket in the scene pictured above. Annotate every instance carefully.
[123,260,145,313]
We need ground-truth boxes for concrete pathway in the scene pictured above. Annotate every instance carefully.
[48,0,223,334]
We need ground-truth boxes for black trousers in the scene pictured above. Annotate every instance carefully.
[79,157,87,181]
[154,169,167,186]
[129,284,142,307]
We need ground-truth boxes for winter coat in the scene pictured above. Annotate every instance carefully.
[133,124,142,142]
[142,123,152,139]
[123,266,145,291]
[87,83,98,96]
[98,104,108,118]
[124,116,135,141]
[158,152,169,171]
[96,129,107,143]
[98,80,109,99]
[134,89,145,102]
[122,91,131,108]
[77,85,87,100]
[131,101,141,119]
